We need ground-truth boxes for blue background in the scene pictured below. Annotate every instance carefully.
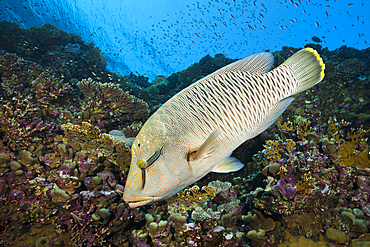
[0,0,368,80]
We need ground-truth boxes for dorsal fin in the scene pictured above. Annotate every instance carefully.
[208,52,274,77]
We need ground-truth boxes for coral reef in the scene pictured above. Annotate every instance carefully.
[77,78,149,129]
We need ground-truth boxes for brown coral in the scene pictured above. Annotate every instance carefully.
[338,127,370,169]
[60,122,115,151]
[242,210,275,232]
[77,78,149,121]
[59,122,131,172]
[122,122,142,138]
[170,185,216,207]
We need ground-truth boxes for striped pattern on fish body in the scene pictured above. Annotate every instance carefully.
[123,48,325,208]
[155,65,296,152]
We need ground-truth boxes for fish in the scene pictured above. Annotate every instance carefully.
[123,48,325,208]
[311,36,322,43]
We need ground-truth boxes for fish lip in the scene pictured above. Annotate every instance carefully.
[125,197,155,208]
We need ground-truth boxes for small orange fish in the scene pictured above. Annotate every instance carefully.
[257,165,262,172]
[347,3,353,6]
[27,50,33,54]
[34,86,40,90]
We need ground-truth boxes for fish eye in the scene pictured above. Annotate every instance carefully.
[138,160,147,169]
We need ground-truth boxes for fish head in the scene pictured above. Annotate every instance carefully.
[123,128,191,208]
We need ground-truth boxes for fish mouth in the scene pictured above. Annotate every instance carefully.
[125,197,154,208]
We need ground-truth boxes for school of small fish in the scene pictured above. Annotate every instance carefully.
[1,0,366,79]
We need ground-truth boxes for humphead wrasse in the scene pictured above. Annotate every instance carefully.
[123,48,325,208]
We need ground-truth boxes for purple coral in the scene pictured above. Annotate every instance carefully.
[274,179,297,199]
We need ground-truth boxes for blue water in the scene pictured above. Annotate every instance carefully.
[1,0,368,80]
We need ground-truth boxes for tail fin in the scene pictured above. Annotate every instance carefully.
[281,48,325,94]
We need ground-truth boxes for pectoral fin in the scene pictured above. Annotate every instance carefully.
[192,130,221,161]
[211,156,244,173]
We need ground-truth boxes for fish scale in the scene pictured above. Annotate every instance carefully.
[162,69,286,147]
[124,48,325,208]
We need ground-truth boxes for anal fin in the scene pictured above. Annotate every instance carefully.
[211,156,244,173]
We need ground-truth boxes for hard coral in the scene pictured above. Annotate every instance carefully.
[0,51,74,151]
[278,235,327,247]
[171,185,216,207]
[59,122,131,174]
[77,78,149,129]
[274,179,297,199]
[60,122,115,151]
[338,127,370,169]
